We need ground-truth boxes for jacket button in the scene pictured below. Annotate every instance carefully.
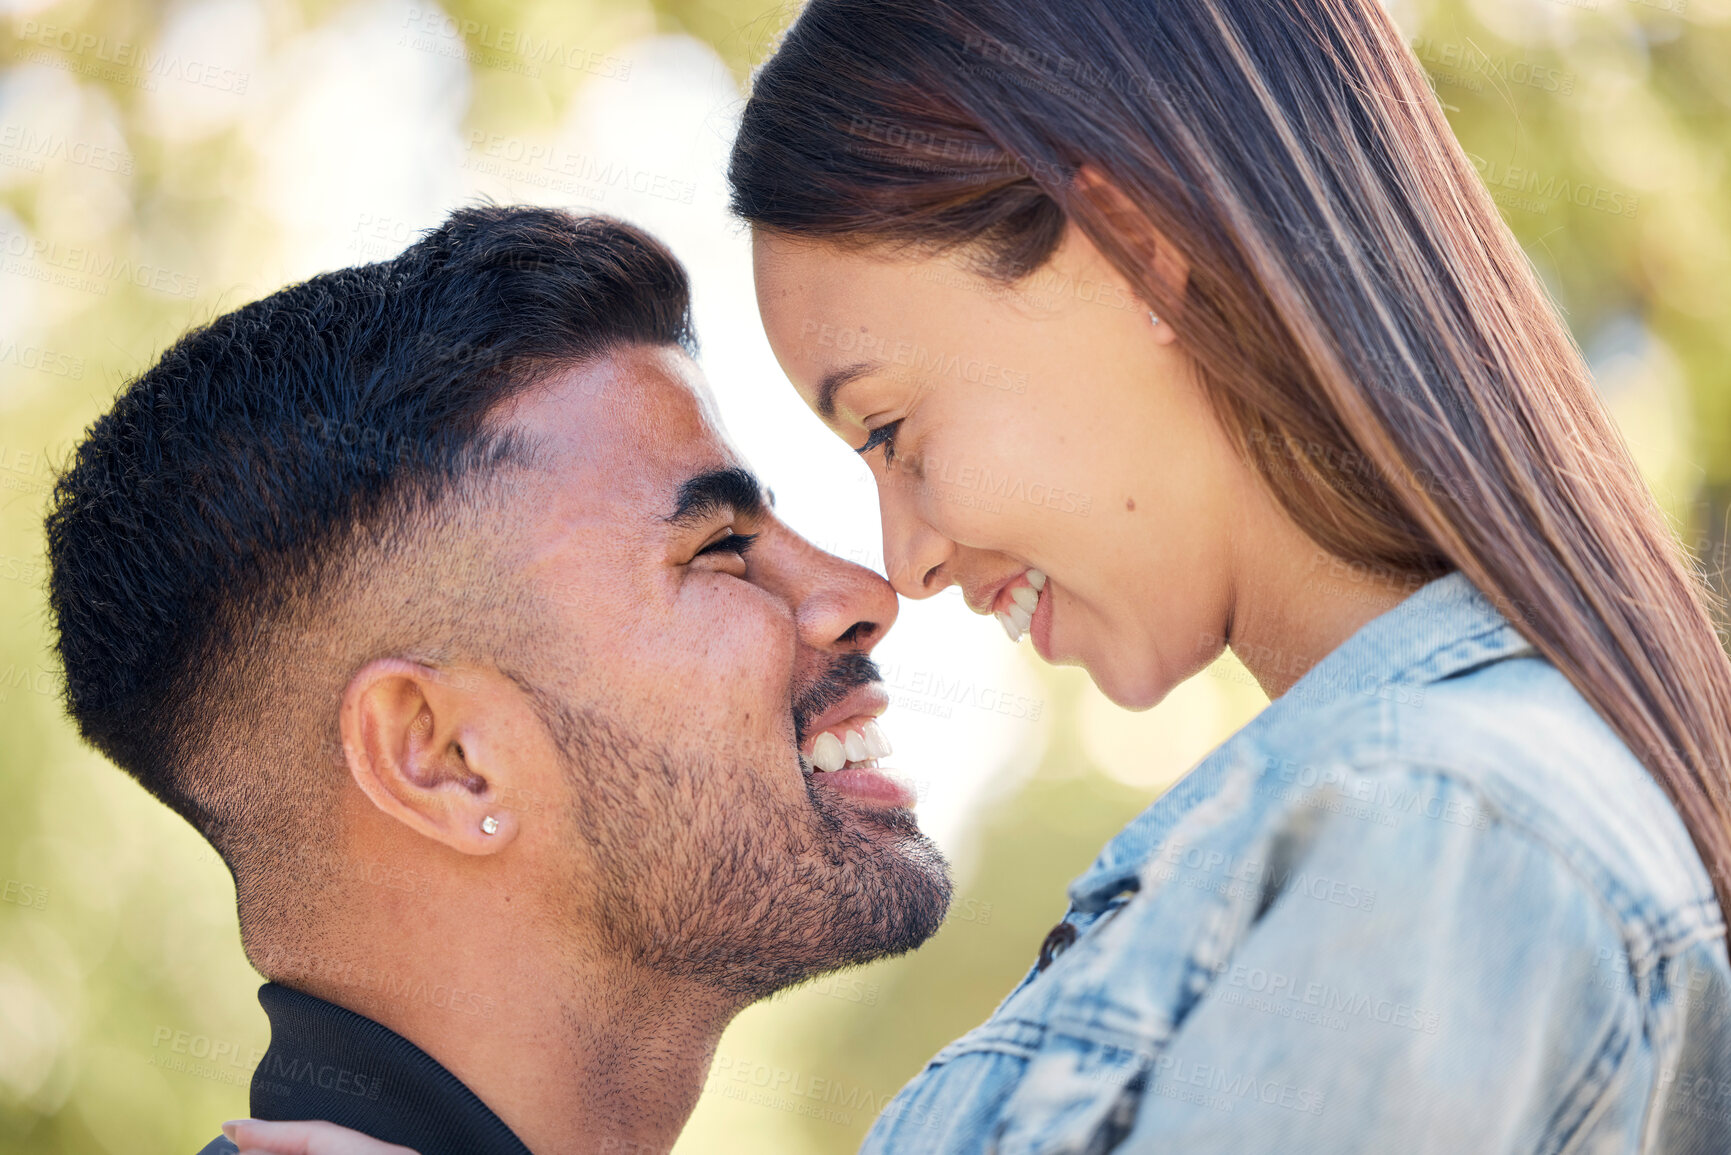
[1036,921,1078,972]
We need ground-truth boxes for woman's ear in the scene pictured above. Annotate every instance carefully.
[339,658,520,854]
[1071,164,1189,345]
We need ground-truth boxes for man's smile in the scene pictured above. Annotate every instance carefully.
[793,682,916,808]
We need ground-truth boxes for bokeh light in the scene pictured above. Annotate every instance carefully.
[1,0,1724,1151]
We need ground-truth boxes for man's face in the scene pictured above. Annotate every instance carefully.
[496,344,951,995]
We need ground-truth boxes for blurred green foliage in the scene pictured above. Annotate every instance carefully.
[1,0,1727,1151]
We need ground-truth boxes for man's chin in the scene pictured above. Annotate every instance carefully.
[808,797,953,956]
[698,795,952,1001]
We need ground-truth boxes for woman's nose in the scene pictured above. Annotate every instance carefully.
[879,489,953,600]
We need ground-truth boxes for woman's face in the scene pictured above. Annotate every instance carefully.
[754,225,1280,709]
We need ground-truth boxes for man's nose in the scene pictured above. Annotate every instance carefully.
[774,531,900,652]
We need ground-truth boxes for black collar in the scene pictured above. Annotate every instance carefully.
[249,982,533,1155]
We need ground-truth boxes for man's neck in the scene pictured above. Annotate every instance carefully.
[275,915,739,1155]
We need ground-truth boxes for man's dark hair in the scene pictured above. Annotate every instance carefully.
[44,206,694,932]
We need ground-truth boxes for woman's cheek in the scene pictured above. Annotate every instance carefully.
[905,451,984,536]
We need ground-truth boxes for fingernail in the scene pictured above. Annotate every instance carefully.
[222,1120,255,1138]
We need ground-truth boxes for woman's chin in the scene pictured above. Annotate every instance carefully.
[1084,662,1169,713]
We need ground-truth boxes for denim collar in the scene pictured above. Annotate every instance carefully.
[1066,572,1537,913]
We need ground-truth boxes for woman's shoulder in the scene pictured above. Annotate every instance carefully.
[1241,650,1720,946]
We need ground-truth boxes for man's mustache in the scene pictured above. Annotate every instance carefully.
[791,652,882,747]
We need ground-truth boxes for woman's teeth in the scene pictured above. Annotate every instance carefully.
[997,568,1047,642]
[805,718,893,774]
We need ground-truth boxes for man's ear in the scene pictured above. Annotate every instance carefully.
[1071,164,1188,346]
[339,658,520,854]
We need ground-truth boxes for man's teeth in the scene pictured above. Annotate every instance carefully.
[996,569,1046,642]
[813,731,845,772]
[808,719,892,773]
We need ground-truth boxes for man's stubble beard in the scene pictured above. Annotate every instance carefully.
[545,702,952,1001]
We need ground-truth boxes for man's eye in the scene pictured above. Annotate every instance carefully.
[858,420,902,465]
[696,532,758,559]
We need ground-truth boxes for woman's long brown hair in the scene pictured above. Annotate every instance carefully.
[729,0,1731,918]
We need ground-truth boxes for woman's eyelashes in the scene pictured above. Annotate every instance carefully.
[858,420,903,465]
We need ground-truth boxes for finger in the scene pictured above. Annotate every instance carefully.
[223,1118,420,1155]
[224,1117,309,1155]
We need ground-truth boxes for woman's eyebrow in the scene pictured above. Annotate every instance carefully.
[815,360,881,420]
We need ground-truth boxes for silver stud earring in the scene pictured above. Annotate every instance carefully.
[480,815,499,835]
[1149,311,1161,327]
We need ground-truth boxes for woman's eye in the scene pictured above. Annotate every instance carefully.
[858,420,902,465]
[696,531,758,560]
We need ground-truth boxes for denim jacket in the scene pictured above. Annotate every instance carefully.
[862,574,1731,1154]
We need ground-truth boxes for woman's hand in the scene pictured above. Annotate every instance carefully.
[222,1119,420,1155]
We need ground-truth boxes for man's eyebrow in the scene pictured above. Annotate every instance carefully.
[814,361,879,421]
[665,467,769,527]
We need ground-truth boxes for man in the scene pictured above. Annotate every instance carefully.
[44,206,952,1155]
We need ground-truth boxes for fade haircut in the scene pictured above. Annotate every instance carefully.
[45,206,694,937]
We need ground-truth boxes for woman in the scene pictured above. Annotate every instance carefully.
[230,0,1731,1151]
